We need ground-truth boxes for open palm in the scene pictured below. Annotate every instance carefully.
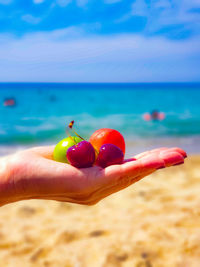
[4,146,186,206]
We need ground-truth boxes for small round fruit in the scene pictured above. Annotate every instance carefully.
[53,136,82,163]
[89,128,125,155]
[96,143,124,168]
[66,140,95,168]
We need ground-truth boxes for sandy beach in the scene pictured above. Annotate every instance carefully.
[0,155,199,267]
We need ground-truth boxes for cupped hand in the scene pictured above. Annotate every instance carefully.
[1,146,187,206]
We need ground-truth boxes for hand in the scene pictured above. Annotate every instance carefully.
[0,146,186,206]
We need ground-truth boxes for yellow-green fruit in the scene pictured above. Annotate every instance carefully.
[53,136,82,163]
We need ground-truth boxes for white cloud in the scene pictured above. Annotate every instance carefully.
[0,31,199,82]
[21,14,41,24]
[115,0,200,35]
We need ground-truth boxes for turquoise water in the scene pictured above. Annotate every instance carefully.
[0,83,200,155]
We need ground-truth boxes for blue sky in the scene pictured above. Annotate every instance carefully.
[0,0,200,82]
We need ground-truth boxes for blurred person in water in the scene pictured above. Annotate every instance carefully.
[3,98,16,107]
[143,110,165,121]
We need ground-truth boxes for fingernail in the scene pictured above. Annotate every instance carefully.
[173,162,184,166]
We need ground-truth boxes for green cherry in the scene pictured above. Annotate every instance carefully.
[53,136,82,163]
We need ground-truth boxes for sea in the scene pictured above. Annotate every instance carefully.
[0,83,200,157]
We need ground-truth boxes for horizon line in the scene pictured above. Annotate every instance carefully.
[0,82,200,85]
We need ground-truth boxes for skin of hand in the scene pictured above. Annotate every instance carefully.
[0,146,187,207]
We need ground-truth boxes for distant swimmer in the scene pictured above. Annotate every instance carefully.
[3,98,16,107]
[143,110,165,121]
[4,98,16,107]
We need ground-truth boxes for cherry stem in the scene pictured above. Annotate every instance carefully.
[66,120,84,144]
[65,130,77,145]
[68,120,84,141]
[71,128,84,141]
[67,121,98,156]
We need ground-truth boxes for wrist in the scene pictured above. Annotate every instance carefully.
[0,155,21,206]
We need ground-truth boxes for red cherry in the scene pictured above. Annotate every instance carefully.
[96,143,124,168]
[66,141,95,168]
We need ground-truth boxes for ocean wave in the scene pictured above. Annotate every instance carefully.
[1,112,200,145]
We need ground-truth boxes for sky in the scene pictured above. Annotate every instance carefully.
[0,0,200,82]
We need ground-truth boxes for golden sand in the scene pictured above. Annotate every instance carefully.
[0,156,200,267]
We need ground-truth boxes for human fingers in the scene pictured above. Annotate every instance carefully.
[104,148,185,188]
[159,150,185,167]
[88,149,186,204]
[78,150,186,205]
[165,147,187,159]
[98,153,165,190]
[134,147,168,159]
[133,147,186,160]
